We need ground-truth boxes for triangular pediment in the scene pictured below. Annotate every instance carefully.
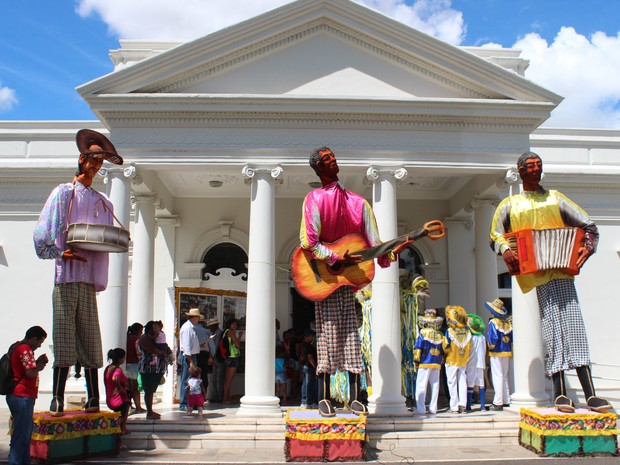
[79,0,560,105]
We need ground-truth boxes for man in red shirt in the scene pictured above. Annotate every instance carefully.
[6,326,48,465]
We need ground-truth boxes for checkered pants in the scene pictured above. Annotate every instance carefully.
[315,287,362,375]
[52,282,103,369]
[536,278,590,376]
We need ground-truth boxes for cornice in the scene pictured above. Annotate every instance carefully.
[100,110,544,133]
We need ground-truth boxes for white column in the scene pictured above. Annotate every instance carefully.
[153,215,180,322]
[444,217,476,312]
[238,164,283,415]
[470,198,499,315]
[97,165,134,355]
[128,194,157,326]
[511,281,548,406]
[366,166,408,415]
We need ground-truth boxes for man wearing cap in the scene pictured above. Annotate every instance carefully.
[33,129,123,416]
[490,151,612,413]
[179,308,202,411]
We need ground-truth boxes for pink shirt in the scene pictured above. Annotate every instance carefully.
[300,181,390,268]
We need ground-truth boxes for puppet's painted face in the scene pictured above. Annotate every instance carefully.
[317,149,339,178]
[519,157,543,185]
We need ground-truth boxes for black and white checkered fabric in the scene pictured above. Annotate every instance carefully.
[536,278,591,376]
[314,286,363,375]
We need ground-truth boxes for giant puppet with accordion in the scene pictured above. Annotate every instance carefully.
[489,151,612,414]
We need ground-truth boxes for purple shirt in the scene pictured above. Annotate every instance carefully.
[300,181,390,268]
[33,181,113,292]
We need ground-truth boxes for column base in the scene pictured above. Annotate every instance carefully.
[511,391,549,407]
[237,395,282,416]
[367,396,409,416]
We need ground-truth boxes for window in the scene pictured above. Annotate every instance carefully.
[202,242,248,279]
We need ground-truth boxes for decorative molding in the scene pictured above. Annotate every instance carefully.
[183,262,206,280]
[103,110,542,134]
[130,193,159,208]
[444,216,474,230]
[190,225,249,263]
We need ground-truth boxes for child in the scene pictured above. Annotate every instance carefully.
[104,348,131,435]
[443,305,472,414]
[152,320,174,366]
[466,313,486,412]
[186,366,207,415]
[275,345,288,405]
[485,298,513,411]
[413,309,444,415]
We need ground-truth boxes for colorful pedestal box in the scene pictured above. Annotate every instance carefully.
[285,408,367,462]
[519,407,618,457]
[30,409,121,464]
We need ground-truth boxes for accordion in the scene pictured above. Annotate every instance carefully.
[504,227,585,276]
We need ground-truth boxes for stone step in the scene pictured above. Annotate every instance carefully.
[124,408,522,451]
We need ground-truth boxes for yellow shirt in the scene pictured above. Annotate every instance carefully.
[490,189,598,294]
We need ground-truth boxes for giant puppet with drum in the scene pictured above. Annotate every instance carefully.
[489,151,612,414]
[34,129,128,417]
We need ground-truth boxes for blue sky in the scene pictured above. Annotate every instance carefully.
[1,0,620,128]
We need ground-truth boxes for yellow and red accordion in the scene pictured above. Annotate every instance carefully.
[504,227,585,276]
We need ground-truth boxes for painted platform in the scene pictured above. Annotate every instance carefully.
[519,407,618,457]
[30,409,121,464]
[284,408,367,462]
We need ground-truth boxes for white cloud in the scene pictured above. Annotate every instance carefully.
[0,83,18,112]
[515,27,620,129]
[76,0,464,44]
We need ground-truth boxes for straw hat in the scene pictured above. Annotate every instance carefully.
[186,308,202,318]
[467,313,485,335]
[445,305,467,329]
[206,317,219,326]
[418,308,443,330]
[485,298,508,319]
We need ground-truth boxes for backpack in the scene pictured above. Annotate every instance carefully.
[217,330,230,361]
[0,341,23,396]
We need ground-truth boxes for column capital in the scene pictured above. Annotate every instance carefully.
[242,164,284,183]
[496,169,519,189]
[156,215,181,227]
[130,193,159,207]
[465,197,499,212]
[365,166,408,182]
[444,215,474,230]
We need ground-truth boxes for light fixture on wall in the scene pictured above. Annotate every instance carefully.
[308,181,322,188]
[209,180,223,188]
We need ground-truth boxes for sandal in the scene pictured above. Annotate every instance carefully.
[350,400,368,416]
[554,395,575,413]
[318,399,336,418]
[587,396,613,413]
[146,412,161,420]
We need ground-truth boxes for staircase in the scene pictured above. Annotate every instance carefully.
[123,406,520,451]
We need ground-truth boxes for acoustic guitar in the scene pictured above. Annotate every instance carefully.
[292,220,445,301]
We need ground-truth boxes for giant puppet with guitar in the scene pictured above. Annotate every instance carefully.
[33,129,129,419]
[293,146,445,418]
[489,151,612,414]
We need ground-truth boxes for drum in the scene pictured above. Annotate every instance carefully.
[66,223,130,253]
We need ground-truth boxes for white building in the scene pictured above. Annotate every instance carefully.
[1,0,618,413]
